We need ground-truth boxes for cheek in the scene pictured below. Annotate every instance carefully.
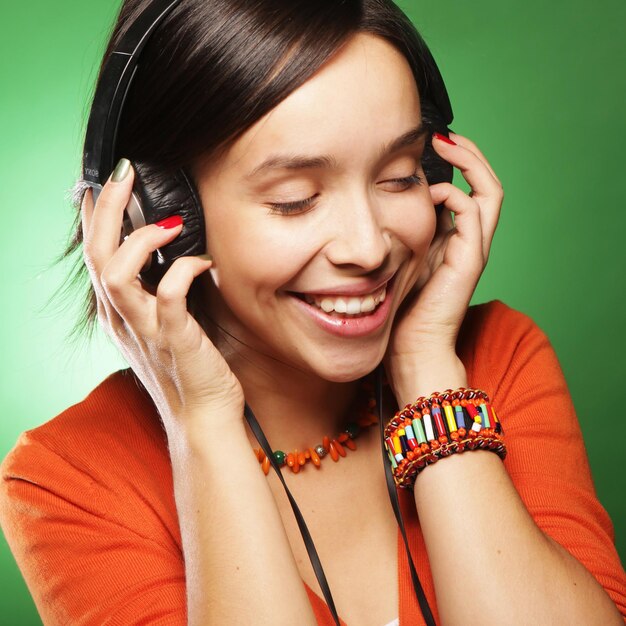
[205,209,311,294]
[395,202,437,257]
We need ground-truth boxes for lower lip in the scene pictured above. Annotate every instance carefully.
[287,276,396,338]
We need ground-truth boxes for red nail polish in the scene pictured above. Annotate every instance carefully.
[155,215,183,229]
[433,132,457,146]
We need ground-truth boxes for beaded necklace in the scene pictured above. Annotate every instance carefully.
[252,376,379,475]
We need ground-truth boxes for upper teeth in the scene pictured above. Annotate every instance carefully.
[303,285,386,315]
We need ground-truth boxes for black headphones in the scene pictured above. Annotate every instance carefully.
[82,0,454,287]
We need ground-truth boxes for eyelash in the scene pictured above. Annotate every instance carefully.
[268,172,424,215]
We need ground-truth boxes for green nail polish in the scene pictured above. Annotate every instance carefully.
[197,253,213,262]
[111,158,131,182]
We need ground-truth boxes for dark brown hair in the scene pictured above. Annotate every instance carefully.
[64,0,444,336]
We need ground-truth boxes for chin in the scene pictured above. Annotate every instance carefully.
[309,341,387,383]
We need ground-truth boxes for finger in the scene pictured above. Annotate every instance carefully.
[81,185,126,331]
[432,134,499,202]
[156,255,213,336]
[81,185,102,287]
[81,186,100,282]
[83,159,135,276]
[431,135,503,248]
[435,205,454,237]
[100,219,184,322]
[429,182,484,263]
[81,186,94,242]
[448,132,502,186]
[448,134,504,241]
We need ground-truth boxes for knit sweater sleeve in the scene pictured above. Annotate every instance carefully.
[0,373,187,625]
[460,300,626,619]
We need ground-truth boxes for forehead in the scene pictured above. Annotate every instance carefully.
[222,33,422,173]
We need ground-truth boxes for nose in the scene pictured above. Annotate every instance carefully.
[324,193,392,271]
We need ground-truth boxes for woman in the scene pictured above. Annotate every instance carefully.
[1,0,625,624]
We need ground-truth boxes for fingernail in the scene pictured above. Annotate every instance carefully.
[155,215,183,229]
[197,253,213,262]
[432,132,457,146]
[111,158,131,182]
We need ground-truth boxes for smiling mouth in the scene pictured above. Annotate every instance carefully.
[288,277,392,318]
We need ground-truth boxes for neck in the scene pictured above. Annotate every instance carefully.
[239,353,366,454]
[207,324,368,454]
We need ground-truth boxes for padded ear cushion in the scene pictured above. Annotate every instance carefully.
[420,98,453,214]
[131,161,206,286]
[420,98,453,185]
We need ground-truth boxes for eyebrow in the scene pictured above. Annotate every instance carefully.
[244,121,429,180]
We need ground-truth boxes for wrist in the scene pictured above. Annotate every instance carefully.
[165,403,247,457]
[386,352,468,407]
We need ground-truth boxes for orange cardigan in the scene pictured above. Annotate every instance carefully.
[1,301,625,625]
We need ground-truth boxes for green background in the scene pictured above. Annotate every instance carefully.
[1,0,624,622]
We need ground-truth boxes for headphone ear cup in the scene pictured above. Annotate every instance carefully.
[420,98,453,215]
[129,162,206,287]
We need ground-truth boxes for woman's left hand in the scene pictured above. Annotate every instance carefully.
[384,132,503,398]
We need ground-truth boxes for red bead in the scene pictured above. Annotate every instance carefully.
[344,438,357,451]
[466,403,478,419]
[329,442,340,462]
[309,447,321,468]
[332,439,346,457]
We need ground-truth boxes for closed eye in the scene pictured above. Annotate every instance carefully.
[268,171,424,215]
[386,173,423,190]
[268,194,320,215]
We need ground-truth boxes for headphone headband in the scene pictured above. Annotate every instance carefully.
[83,0,453,189]
[82,0,183,186]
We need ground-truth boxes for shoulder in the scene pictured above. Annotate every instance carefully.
[0,369,177,539]
[457,299,554,397]
[1,368,168,478]
[458,299,543,356]
[0,370,187,623]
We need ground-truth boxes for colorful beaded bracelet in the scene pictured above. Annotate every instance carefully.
[383,388,507,489]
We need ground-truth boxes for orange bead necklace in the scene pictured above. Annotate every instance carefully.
[253,376,379,475]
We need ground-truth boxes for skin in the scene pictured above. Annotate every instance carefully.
[81,32,622,626]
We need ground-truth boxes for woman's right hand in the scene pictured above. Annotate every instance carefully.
[81,159,245,436]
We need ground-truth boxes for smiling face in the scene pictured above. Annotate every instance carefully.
[193,32,437,383]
